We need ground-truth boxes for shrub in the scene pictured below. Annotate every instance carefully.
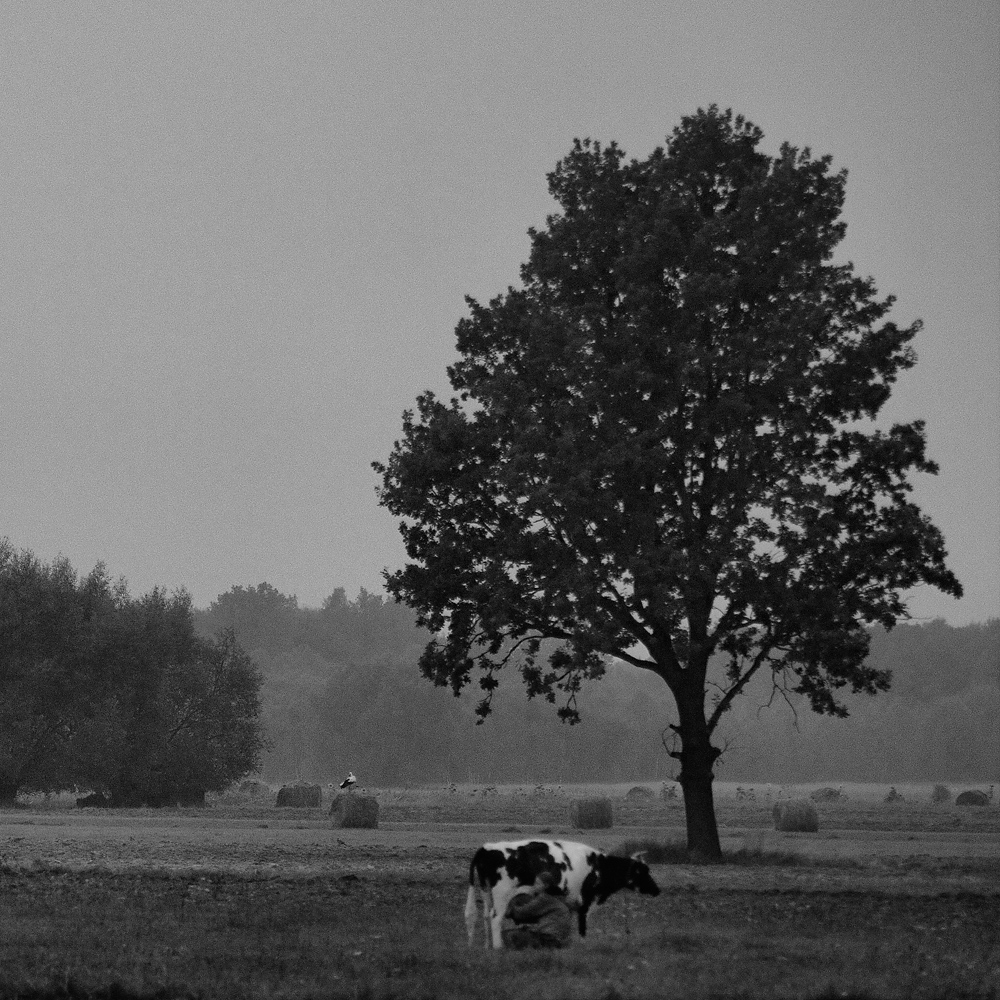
[931,784,952,804]
[773,799,819,832]
[330,794,379,828]
[239,779,271,798]
[616,838,803,866]
[616,838,689,864]
[726,846,802,867]
[276,784,321,807]
[75,792,111,809]
[570,797,614,829]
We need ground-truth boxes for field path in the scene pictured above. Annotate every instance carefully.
[2,810,997,899]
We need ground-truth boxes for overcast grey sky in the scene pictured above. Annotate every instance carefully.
[2,2,997,624]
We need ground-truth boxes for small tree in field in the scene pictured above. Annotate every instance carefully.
[374,107,961,858]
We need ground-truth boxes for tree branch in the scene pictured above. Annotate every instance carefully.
[706,642,773,733]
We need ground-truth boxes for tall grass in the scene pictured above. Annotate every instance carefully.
[2,866,997,1000]
[616,838,804,866]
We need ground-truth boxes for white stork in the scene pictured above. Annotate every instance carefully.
[339,771,357,791]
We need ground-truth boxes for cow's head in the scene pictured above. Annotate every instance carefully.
[587,852,661,904]
[627,853,660,896]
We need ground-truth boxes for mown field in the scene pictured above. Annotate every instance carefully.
[0,782,997,1000]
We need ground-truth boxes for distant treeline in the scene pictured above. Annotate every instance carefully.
[0,541,268,806]
[195,584,999,785]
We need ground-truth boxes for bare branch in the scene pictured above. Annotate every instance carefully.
[714,734,736,766]
[759,664,801,730]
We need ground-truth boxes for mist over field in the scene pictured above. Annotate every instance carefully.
[194,585,999,788]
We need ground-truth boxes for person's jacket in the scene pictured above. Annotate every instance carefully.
[506,890,572,945]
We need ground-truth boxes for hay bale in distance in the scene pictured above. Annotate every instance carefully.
[955,790,989,807]
[330,794,379,828]
[625,785,655,801]
[276,784,321,808]
[570,797,614,829]
[773,799,819,832]
[809,787,842,802]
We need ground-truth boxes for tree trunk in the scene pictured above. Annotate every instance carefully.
[674,684,723,860]
[678,747,722,860]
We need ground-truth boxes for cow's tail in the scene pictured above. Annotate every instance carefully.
[465,855,482,948]
[464,884,478,946]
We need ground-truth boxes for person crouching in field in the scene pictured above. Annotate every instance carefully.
[501,871,572,949]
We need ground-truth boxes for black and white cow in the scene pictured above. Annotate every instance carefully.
[465,839,660,948]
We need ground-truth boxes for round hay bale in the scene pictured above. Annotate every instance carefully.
[276,783,321,808]
[773,799,819,833]
[625,785,655,801]
[570,797,614,829]
[955,790,989,807]
[330,794,379,828]
[809,787,842,802]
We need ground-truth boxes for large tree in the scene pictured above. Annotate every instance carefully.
[375,107,962,858]
[0,539,269,807]
[77,589,270,806]
[0,540,118,805]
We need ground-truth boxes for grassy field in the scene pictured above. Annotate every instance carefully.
[1,782,998,1000]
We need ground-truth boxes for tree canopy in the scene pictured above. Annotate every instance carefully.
[0,540,118,804]
[375,107,962,857]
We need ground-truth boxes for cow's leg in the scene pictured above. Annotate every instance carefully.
[489,904,506,949]
[487,885,512,949]
[577,905,589,938]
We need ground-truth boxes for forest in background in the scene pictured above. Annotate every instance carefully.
[194,584,999,787]
[0,541,268,805]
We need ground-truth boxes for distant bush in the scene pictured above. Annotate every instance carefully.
[931,784,951,804]
[75,792,110,809]
[238,779,271,798]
